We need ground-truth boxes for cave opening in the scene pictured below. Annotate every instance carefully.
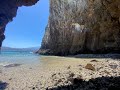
[2,0,49,49]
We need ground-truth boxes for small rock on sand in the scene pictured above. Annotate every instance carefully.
[67,66,71,69]
[85,63,95,71]
[109,63,118,69]
[68,72,75,78]
[104,70,110,75]
[90,60,98,62]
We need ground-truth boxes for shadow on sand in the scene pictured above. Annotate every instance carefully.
[0,81,8,90]
[71,54,120,59]
[48,76,120,90]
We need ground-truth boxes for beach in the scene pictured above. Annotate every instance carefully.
[0,0,120,89]
[0,55,120,90]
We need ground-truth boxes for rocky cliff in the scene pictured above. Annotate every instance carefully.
[0,0,38,49]
[39,0,120,55]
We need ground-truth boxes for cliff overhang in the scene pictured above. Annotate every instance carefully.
[0,0,39,48]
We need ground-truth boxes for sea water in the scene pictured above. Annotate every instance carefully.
[0,51,42,66]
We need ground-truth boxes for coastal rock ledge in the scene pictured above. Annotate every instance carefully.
[39,0,120,55]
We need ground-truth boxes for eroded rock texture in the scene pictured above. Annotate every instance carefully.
[0,0,38,48]
[39,0,120,55]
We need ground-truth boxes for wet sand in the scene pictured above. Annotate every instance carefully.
[0,56,120,90]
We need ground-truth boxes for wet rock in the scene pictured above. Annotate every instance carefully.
[85,63,95,71]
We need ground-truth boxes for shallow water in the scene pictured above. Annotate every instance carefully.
[0,51,42,65]
[0,51,107,68]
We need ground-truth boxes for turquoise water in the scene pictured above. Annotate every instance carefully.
[0,51,42,65]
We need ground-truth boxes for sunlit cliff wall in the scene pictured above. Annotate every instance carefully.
[39,0,120,55]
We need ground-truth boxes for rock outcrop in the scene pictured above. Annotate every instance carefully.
[39,0,120,55]
[0,0,38,49]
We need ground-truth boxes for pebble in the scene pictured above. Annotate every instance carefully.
[85,63,95,71]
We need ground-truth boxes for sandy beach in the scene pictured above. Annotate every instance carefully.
[0,55,120,90]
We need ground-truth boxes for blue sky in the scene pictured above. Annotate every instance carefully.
[3,0,49,48]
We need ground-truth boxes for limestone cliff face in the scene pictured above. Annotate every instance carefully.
[0,0,38,48]
[39,0,120,55]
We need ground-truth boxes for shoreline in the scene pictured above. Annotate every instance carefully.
[0,55,120,90]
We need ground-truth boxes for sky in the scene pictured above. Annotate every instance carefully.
[2,0,49,48]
